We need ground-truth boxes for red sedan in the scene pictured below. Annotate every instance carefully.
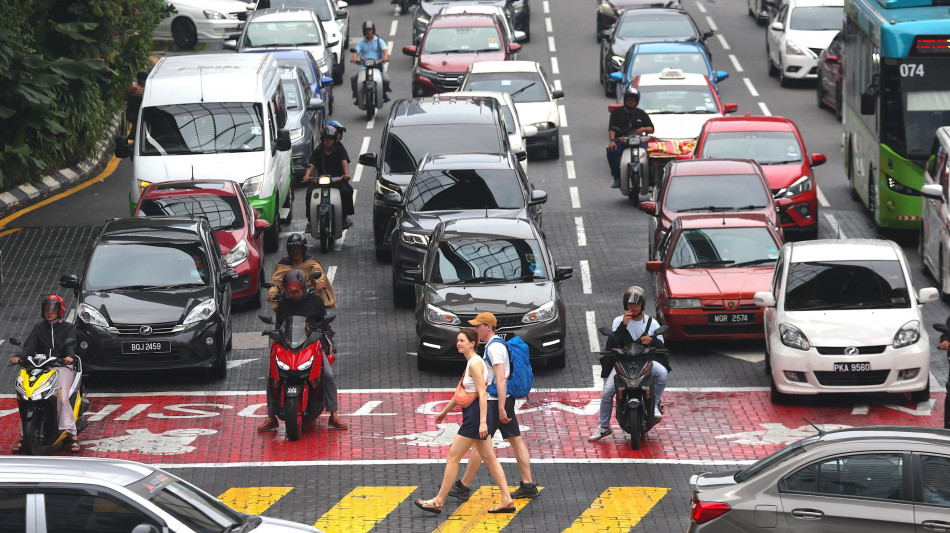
[134,180,269,307]
[691,115,826,239]
[646,213,783,341]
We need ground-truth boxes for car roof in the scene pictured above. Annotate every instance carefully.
[809,426,950,447]
[619,7,692,19]
[467,60,541,74]
[391,96,501,126]
[787,0,843,8]
[631,41,707,54]
[438,217,538,240]
[0,457,156,486]
[102,216,205,240]
[248,7,318,21]
[789,239,901,263]
[674,213,772,229]
[143,180,240,198]
[421,153,512,170]
[702,115,797,133]
[669,158,761,176]
[636,71,710,87]
[429,12,499,27]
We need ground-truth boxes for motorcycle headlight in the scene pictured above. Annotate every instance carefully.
[785,39,805,56]
[289,127,305,142]
[893,320,920,349]
[242,174,264,197]
[528,121,555,131]
[611,55,625,68]
[79,303,109,328]
[777,176,812,198]
[401,232,429,247]
[779,323,810,351]
[425,304,460,325]
[298,356,315,371]
[414,66,439,80]
[523,301,556,324]
[203,10,226,20]
[224,240,249,268]
[667,298,701,309]
[276,359,290,371]
[182,299,216,326]
[31,381,54,401]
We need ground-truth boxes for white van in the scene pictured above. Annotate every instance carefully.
[920,126,950,295]
[118,53,293,252]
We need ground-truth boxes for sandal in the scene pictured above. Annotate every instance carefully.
[414,498,442,515]
[488,502,515,514]
[11,440,22,454]
[68,437,81,454]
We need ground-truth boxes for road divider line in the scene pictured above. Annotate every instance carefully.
[551,56,559,74]
[569,186,581,209]
[389,20,398,37]
[575,216,587,246]
[728,54,743,73]
[816,185,829,207]
[585,310,599,354]
[553,79,562,92]
[566,160,576,180]
[366,113,375,129]
[758,102,772,115]
[743,77,759,97]
[705,16,718,31]
[326,265,337,283]
[562,133,573,156]
[314,486,416,533]
[696,1,707,13]
[716,34,730,50]
[548,35,556,53]
[559,104,568,127]
[0,228,21,238]
[353,136,371,183]
[824,213,848,239]
[580,260,591,294]
[545,17,553,33]
[543,0,550,14]
[563,487,669,532]
[219,487,294,515]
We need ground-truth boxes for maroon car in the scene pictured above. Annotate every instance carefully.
[816,31,843,120]
[134,180,269,307]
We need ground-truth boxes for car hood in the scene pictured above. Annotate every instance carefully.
[783,309,923,345]
[426,282,555,314]
[514,101,558,127]
[665,267,775,299]
[215,229,244,254]
[135,152,263,184]
[785,29,839,52]
[759,163,807,191]
[82,288,211,325]
[650,113,721,140]
[403,208,525,233]
[418,52,508,73]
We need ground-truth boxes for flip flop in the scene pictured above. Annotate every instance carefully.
[414,498,442,515]
[487,502,515,514]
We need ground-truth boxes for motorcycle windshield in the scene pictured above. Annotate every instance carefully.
[280,316,309,349]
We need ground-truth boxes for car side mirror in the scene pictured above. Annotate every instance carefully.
[383,192,403,208]
[703,29,714,39]
[513,149,528,161]
[223,39,238,51]
[509,43,521,53]
[114,135,131,159]
[276,129,291,151]
[919,287,939,304]
[551,90,565,99]
[770,21,784,32]
[336,8,347,17]
[775,198,794,211]
[554,265,573,282]
[753,291,776,307]
[220,268,239,284]
[514,30,527,43]
[404,269,423,283]
[638,201,657,215]
[529,189,548,205]
[523,125,538,138]
[810,153,826,167]
[723,103,738,114]
[359,153,378,167]
[402,45,418,56]
[714,70,729,82]
[609,71,623,83]
[254,218,270,234]
[935,323,949,334]
[131,524,161,533]
[60,274,80,290]
[308,97,325,110]
[921,183,943,200]
[645,261,662,272]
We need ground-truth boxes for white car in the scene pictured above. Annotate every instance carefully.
[268,0,350,83]
[156,0,253,50]
[632,69,736,143]
[453,90,538,175]
[754,239,939,404]
[459,60,564,159]
[766,0,843,86]
[229,8,334,79]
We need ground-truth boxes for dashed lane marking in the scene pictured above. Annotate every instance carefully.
[824,213,848,239]
[758,102,772,115]
[570,187,581,209]
[545,17,553,33]
[218,487,293,515]
[562,133,573,156]
[585,310,599,353]
[314,486,416,533]
[743,77,759,97]
[716,34,730,50]
[816,185,829,207]
[554,78,562,92]
[543,0,550,14]
[696,1,707,13]
[353,136,371,183]
[563,487,668,532]
[565,160,576,180]
[580,260,592,294]
[729,54,743,73]
[548,35,556,53]
[326,265,336,283]
[705,16,717,31]
[574,216,587,246]
[389,20,398,37]
[559,104,568,128]
[551,56,559,74]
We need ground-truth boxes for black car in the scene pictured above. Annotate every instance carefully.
[598,8,713,97]
[410,217,572,370]
[386,152,547,307]
[411,0,531,45]
[595,0,682,38]
[357,94,517,262]
[60,217,236,377]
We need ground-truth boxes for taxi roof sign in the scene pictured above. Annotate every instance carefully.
[659,68,686,79]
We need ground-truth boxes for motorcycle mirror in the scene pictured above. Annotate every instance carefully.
[934,323,949,333]
[597,326,613,336]
[309,271,323,280]
[8,337,20,346]
[258,315,274,325]
[261,282,273,289]
[653,325,669,336]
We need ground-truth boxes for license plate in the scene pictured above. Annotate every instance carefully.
[707,313,753,325]
[834,362,871,372]
[121,341,171,354]
[286,386,299,395]
[497,333,509,340]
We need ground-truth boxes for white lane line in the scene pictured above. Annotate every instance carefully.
[326,265,336,283]
[553,79,562,92]
[548,35,556,53]
[569,186,581,209]
[705,16,718,31]
[586,310,599,353]
[66,309,76,323]
[696,1,707,13]
[353,136,371,182]
[545,17,553,33]
[728,54,743,73]
[758,102,772,116]
[543,0,550,14]
[565,159,576,180]
[816,185,829,208]
[562,134,573,157]
[743,77,759,97]
[575,216,587,246]
[551,56,559,75]
[389,20,398,37]
[580,260,592,294]
[559,104,568,127]
[824,213,848,239]
[716,34,730,50]
[367,113,375,129]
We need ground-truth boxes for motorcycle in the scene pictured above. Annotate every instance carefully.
[394,0,416,14]
[308,175,345,253]
[9,338,88,455]
[598,325,669,450]
[351,53,384,120]
[259,280,336,442]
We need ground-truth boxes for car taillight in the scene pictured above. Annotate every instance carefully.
[690,499,730,524]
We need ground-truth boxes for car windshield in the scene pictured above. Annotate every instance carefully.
[462,72,548,103]
[617,14,697,39]
[137,195,244,232]
[784,260,911,310]
[422,26,504,54]
[406,169,524,211]
[278,57,316,86]
[127,471,243,533]
[664,174,770,212]
[788,6,842,31]
[281,80,303,109]
[734,437,815,483]
[432,238,547,283]
[244,20,323,47]
[270,0,334,20]
[630,52,709,78]
[140,103,264,156]
[668,227,780,269]
[85,242,210,291]
[383,125,503,174]
[699,131,803,164]
[638,85,718,113]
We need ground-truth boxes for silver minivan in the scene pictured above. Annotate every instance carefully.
[919,126,950,296]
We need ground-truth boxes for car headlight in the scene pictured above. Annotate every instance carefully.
[182,299,217,326]
[785,39,805,56]
[401,232,429,247]
[777,176,812,198]
[376,180,401,196]
[224,240,249,268]
[242,174,264,197]
[425,304,460,325]
[886,175,918,196]
[667,298,701,309]
[414,66,439,80]
[289,127,305,142]
[137,179,152,196]
[79,303,109,328]
[523,301,556,324]
[298,356,315,371]
[276,359,290,371]
[415,14,431,27]
[779,323,810,351]
[204,10,226,20]
[893,320,920,349]
[611,55,625,68]
[528,121,555,131]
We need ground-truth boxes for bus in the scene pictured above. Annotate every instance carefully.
[843,0,950,229]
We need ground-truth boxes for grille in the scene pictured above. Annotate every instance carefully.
[682,324,763,336]
[702,303,759,312]
[457,313,523,329]
[113,322,179,336]
[815,345,887,355]
[814,370,890,386]
[434,72,464,91]
[778,211,794,225]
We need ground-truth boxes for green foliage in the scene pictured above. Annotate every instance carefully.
[0,0,173,189]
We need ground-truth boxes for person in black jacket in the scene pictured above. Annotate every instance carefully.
[10,296,81,453]
[937,319,950,429]
[606,86,654,189]
[302,126,354,232]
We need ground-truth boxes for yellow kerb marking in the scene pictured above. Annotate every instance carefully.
[434,485,540,533]
[315,486,416,533]
[562,486,669,532]
[217,487,293,515]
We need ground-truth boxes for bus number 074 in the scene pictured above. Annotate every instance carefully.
[900,63,925,77]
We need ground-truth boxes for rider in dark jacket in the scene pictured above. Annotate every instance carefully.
[938,317,950,429]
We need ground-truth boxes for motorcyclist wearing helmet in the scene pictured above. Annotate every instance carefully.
[258,269,348,432]
[267,233,337,310]
[302,125,355,231]
[351,20,392,103]
[588,286,669,442]
[606,86,654,189]
[9,296,81,453]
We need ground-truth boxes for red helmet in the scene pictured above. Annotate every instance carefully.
[282,269,307,293]
[42,295,66,319]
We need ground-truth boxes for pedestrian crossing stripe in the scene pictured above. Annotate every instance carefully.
[216,485,668,532]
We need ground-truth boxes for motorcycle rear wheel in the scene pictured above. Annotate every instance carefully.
[628,407,642,450]
[285,397,302,441]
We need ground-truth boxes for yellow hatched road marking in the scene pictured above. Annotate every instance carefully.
[434,485,541,533]
[562,487,669,532]
[217,487,294,515]
[315,486,417,533]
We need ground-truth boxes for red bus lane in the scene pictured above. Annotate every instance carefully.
[2,390,943,464]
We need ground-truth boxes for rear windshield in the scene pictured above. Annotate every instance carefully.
[699,131,802,164]
[784,260,910,311]
[630,52,709,78]
[407,169,523,211]
[618,14,696,40]
[244,20,323,48]
[664,174,770,212]
[140,103,264,156]
[138,195,243,231]
[383,125,503,174]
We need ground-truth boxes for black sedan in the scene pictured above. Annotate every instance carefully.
[596,0,683,38]
[60,217,236,378]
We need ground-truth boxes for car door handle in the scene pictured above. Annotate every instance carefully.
[922,520,950,532]
[790,509,824,519]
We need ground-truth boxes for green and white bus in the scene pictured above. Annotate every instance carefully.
[843,0,950,229]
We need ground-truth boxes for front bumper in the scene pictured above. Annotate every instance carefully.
[229,256,261,300]
[775,190,818,233]
[392,238,426,289]
[76,320,222,372]
[417,312,566,362]
[291,140,311,180]
[780,53,819,80]
[658,306,765,341]
[195,20,245,42]
[411,71,464,97]
[525,126,559,151]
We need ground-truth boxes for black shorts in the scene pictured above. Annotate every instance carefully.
[487,397,521,439]
[458,400,494,440]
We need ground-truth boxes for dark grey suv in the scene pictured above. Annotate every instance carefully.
[409,217,572,370]
[386,152,547,307]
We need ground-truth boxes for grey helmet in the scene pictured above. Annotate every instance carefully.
[623,286,646,309]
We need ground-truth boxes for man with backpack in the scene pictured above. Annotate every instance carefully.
[445,312,540,502]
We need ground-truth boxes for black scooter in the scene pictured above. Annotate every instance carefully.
[598,325,669,450]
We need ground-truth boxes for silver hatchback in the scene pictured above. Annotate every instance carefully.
[688,426,950,532]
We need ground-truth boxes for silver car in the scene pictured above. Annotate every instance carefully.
[228,8,334,80]
[688,426,950,532]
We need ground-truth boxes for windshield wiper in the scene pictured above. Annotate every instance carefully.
[731,258,776,267]
[509,82,537,99]
[675,206,736,213]
[434,49,472,54]
[105,283,204,291]
[517,274,546,282]
[676,260,734,268]
[760,160,800,165]
[153,283,207,290]
[733,204,767,210]
[686,109,718,114]
[790,303,842,311]
[445,276,508,285]
[471,48,502,53]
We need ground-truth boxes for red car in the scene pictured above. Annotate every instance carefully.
[638,158,791,259]
[134,180,269,306]
[646,213,783,341]
[402,12,520,96]
[691,115,826,239]
[816,30,843,120]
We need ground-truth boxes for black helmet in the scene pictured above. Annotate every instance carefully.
[286,233,307,256]
[622,286,646,309]
[362,20,376,34]
[321,125,338,141]
[623,86,641,101]
[283,269,307,293]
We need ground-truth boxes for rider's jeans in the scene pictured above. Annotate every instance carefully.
[598,363,668,428]
[606,140,624,182]
[266,353,340,415]
[18,367,77,436]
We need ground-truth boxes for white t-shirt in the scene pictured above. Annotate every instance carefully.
[484,336,510,400]
[611,314,664,344]
[462,356,493,394]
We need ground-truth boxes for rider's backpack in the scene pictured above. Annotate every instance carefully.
[484,336,533,399]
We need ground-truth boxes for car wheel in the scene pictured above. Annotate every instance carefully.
[764,345,771,375]
[769,376,790,404]
[816,78,826,109]
[868,164,878,222]
[522,18,530,43]
[416,349,430,371]
[210,345,227,380]
[392,270,414,308]
[281,186,293,224]
[766,44,778,77]
[910,382,930,403]
[778,57,791,87]
[847,137,860,201]
[172,18,198,50]
[333,63,344,86]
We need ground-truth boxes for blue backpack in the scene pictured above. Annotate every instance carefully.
[484,337,533,399]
